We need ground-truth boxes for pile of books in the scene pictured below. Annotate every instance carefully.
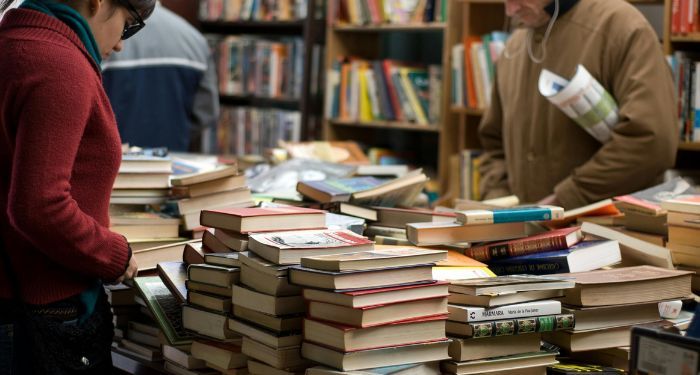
[543,266,692,365]
[661,194,700,291]
[293,248,451,372]
[443,276,574,374]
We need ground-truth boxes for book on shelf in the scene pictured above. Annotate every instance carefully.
[614,177,696,216]
[302,280,449,309]
[486,240,622,276]
[199,206,326,233]
[562,302,662,331]
[448,275,575,296]
[303,315,447,352]
[299,248,446,272]
[182,305,239,341]
[442,350,558,375]
[448,288,564,308]
[187,263,240,288]
[199,0,308,22]
[109,212,180,240]
[448,300,562,323]
[455,205,564,225]
[171,174,247,199]
[445,314,574,339]
[581,222,674,268]
[328,0,447,25]
[464,226,583,262]
[248,229,374,265]
[288,264,434,290]
[156,261,188,304]
[668,225,700,246]
[217,106,302,156]
[559,266,693,307]
[190,340,247,371]
[406,221,527,246]
[133,276,194,346]
[308,297,448,328]
[325,58,442,126]
[300,340,450,372]
[447,334,542,362]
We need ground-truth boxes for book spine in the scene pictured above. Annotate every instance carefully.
[457,207,564,225]
[466,234,568,261]
[468,314,575,338]
[487,256,571,276]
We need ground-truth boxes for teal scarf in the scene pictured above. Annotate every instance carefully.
[20,0,102,65]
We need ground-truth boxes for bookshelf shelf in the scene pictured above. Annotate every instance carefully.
[329,119,441,133]
[219,94,301,110]
[678,142,700,151]
[670,34,700,43]
[333,23,446,32]
[450,106,485,116]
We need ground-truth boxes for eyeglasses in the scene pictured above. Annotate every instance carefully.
[119,0,145,40]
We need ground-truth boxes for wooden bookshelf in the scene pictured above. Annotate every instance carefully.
[333,23,447,32]
[329,119,441,132]
[678,142,700,151]
[669,34,700,43]
[450,106,485,115]
[219,94,301,111]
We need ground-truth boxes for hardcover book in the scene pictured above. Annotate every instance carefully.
[614,177,697,216]
[133,276,194,346]
[448,300,562,323]
[455,205,564,225]
[464,227,583,262]
[448,275,575,295]
[446,313,574,338]
[300,248,447,272]
[199,206,326,233]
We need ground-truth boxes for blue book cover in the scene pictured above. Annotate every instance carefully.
[487,240,620,276]
[457,206,564,225]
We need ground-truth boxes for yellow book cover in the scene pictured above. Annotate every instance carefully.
[399,68,429,124]
[359,65,374,122]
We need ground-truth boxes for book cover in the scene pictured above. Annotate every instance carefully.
[133,276,194,346]
[448,300,562,323]
[250,229,373,250]
[460,313,574,338]
[465,227,583,261]
[615,177,697,216]
[156,261,188,304]
[660,194,700,214]
[297,177,387,202]
[456,205,564,225]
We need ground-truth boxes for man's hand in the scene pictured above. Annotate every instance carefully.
[114,257,138,284]
[537,193,560,206]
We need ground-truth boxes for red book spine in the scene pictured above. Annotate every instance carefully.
[681,0,689,34]
[673,0,681,34]
[466,235,568,262]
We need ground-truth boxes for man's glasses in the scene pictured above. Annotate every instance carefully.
[119,0,145,40]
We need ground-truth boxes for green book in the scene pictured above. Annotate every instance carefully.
[133,276,193,346]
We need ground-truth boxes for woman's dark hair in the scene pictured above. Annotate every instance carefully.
[121,0,156,20]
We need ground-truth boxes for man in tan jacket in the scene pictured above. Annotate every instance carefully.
[478,0,678,209]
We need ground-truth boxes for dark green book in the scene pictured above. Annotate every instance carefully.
[447,314,575,339]
[133,276,193,346]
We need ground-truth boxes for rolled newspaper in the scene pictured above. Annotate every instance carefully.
[538,64,619,143]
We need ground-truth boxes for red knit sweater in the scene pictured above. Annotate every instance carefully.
[0,9,130,304]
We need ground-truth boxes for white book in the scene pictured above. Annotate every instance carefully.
[448,300,562,323]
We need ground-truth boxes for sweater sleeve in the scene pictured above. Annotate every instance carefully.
[553,25,679,208]
[6,64,129,282]
[478,71,512,200]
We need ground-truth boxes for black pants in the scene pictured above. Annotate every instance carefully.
[0,291,115,375]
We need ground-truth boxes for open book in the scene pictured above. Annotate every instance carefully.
[539,64,618,143]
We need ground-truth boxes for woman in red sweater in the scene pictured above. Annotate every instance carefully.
[0,0,155,373]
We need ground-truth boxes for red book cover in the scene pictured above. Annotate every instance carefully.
[382,60,404,121]
[464,227,583,262]
[673,0,681,33]
[681,0,689,33]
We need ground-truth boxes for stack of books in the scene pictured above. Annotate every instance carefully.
[465,227,622,276]
[365,207,455,246]
[170,163,254,231]
[542,266,692,355]
[232,227,375,374]
[443,276,575,374]
[661,194,700,291]
[292,248,452,372]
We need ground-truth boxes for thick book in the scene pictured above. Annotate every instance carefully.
[305,363,440,375]
[486,240,622,276]
[448,275,575,296]
[448,334,542,362]
[190,340,246,370]
[542,325,635,352]
[170,174,247,199]
[201,228,233,253]
[199,206,326,233]
[187,263,240,288]
[187,291,231,313]
[406,221,527,246]
[240,263,301,297]
[177,188,253,215]
[241,337,309,369]
[308,297,449,328]
[232,305,303,334]
[227,319,302,349]
[465,227,583,262]
[182,305,239,341]
[288,264,434,290]
[562,302,661,331]
[448,289,564,308]
[301,340,450,372]
[302,281,449,308]
[213,228,249,251]
[448,300,562,323]
[133,277,193,346]
[182,241,208,265]
[232,285,305,316]
[581,222,673,268]
[374,207,456,228]
[204,252,246,268]
[170,164,239,186]
[442,350,558,374]
[455,205,564,225]
[660,194,700,214]
[300,248,447,272]
[614,177,697,216]
[445,313,574,338]
[321,202,378,221]
[559,266,693,307]
[303,315,447,352]
[248,229,374,265]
